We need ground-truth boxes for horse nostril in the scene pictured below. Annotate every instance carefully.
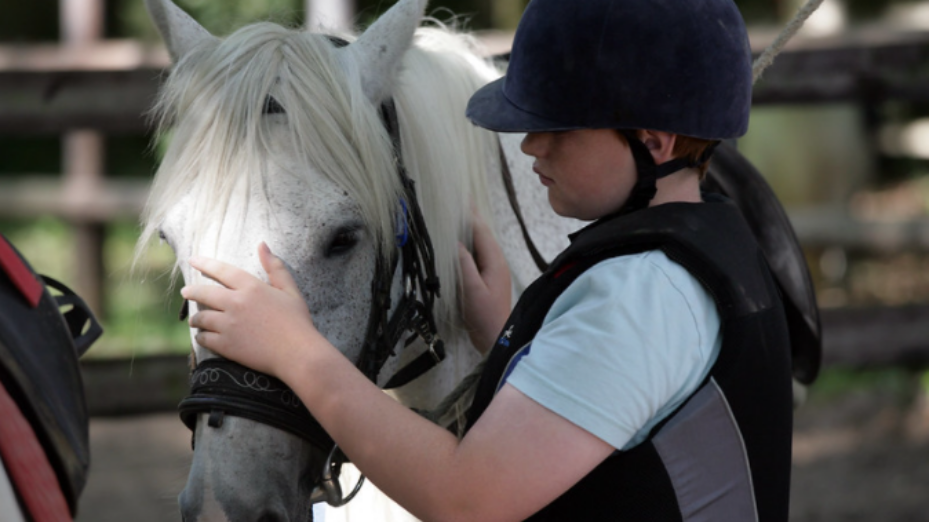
[257,513,284,522]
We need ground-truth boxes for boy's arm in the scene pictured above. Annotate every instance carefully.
[182,246,613,522]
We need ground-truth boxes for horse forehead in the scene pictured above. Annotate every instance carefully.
[272,177,354,222]
[261,153,357,218]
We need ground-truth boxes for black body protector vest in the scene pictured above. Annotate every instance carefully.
[465,197,793,522]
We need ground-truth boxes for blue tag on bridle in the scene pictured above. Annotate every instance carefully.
[396,199,409,247]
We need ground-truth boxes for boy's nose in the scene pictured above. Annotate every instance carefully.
[520,131,550,158]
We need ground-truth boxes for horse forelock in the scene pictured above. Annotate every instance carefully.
[137,18,505,344]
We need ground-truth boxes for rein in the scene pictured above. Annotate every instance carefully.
[498,144,549,273]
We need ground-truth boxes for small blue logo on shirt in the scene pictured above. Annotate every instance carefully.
[498,324,515,347]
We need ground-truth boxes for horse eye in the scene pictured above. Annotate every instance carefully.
[325,227,359,258]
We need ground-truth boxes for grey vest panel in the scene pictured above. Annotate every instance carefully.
[654,378,758,522]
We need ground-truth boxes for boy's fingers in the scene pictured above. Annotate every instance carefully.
[188,310,224,332]
[193,330,221,351]
[258,242,302,299]
[188,256,250,290]
[458,243,485,292]
[180,284,234,312]
[470,210,493,259]
[469,212,510,288]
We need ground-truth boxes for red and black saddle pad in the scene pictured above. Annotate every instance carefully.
[0,234,102,518]
[0,378,72,522]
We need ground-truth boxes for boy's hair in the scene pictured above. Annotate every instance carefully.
[616,131,717,179]
[672,135,717,179]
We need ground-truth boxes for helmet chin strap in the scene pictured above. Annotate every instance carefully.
[618,130,719,214]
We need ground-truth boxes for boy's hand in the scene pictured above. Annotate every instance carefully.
[181,242,323,377]
[458,210,511,355]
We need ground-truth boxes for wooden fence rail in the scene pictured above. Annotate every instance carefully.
[4,27,929,134]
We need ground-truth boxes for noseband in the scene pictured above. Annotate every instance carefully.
[177,38,447,508]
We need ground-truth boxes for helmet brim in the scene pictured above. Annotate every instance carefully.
[466,77,579,133]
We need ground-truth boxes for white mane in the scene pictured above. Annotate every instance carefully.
[137,20,503,336]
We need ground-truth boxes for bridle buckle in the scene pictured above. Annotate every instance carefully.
[309,444,365,507]
[427,340,442,364]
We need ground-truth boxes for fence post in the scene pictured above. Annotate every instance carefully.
[60,0,106,317]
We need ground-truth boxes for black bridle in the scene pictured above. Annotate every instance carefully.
[355,100,445,388]
[178,54,447,506]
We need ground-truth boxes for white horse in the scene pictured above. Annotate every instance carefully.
[136,0,579,520]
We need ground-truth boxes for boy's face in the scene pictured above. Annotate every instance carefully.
[521,129,637,220]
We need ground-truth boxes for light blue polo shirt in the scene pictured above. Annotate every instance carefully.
[505,250,722,450]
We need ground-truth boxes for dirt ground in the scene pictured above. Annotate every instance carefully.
[74,387,929,522]
[790,386,929,522]
[76,414,190,522]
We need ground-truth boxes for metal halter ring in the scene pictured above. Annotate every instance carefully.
[309,444,365,507]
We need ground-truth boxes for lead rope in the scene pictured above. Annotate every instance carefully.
[498,145,549,273]
[418,358,487,438]
[752,0,827,83]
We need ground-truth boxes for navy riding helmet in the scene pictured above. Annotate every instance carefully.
[467,0,754,211]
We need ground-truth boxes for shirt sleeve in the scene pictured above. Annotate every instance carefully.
[505,251,721,450]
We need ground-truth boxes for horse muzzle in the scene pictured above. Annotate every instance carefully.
[178,358,361,507]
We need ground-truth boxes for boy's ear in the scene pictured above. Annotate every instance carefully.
[639,130,677,164]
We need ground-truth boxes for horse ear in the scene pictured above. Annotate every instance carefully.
[145,0,216,62]
[342,0,427,104]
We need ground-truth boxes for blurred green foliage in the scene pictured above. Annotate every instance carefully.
[114,0,304,40]
[810,367,923,404]
[101,219,190,357]
[114,0,509,38]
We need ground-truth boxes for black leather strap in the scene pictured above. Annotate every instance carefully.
[178,358,336,454]
[499,145,549,272]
